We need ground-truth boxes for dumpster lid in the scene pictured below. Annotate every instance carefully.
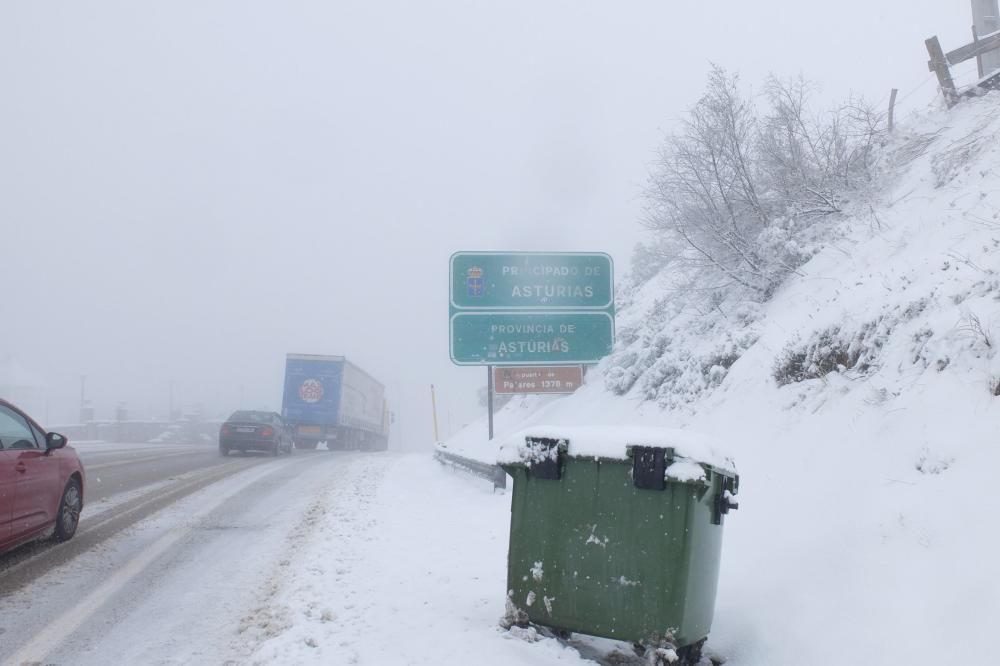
[497,425,736,475]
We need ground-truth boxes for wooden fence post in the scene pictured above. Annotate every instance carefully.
[972,0,1000,75]
[974,25,985,78]
[926,35,959,107]
[888,88,898,133]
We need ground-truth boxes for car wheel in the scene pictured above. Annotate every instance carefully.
[220,445,230,456]
[53,478,82,542]
[272,442,280,457]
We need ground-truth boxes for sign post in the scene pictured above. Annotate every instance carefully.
[487,366,494,441]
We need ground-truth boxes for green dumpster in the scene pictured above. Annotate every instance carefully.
[498,427,739,664]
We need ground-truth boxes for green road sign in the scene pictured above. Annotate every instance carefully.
[450,312,614,366]
[451,252,613,310]
[449,251,616,366]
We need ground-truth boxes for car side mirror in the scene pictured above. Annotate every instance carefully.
[46,432,68,451]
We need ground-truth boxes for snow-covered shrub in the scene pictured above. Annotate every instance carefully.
[915,447,954,475]
[773,326,857,386]
[957,313,994,354]
[773,316,896,386]
[605,288,760,407]
[910,327,936,366]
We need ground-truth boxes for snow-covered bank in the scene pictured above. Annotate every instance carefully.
[436,94,1000,666]
[245,453,586,665]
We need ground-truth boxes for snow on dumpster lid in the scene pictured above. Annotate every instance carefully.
[497,425,736,474]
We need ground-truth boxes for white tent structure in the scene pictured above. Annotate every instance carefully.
[0,355,46,418]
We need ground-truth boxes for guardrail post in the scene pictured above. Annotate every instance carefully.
[493,465,507,491]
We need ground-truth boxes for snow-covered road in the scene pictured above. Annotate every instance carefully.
[0,450,369,664]
[0,442,269,595]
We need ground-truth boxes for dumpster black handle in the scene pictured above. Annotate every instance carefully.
[712,492,739,525]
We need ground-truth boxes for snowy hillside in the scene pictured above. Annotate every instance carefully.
[443,92,1000,665]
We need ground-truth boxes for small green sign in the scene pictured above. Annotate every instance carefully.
[450,312,614,366]
[451,252,613,310]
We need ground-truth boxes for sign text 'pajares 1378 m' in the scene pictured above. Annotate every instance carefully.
[449,252,614,366]
[493,366,585,395]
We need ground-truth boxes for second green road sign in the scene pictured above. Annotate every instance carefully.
[449,252,615,366]
[451,312,614,365]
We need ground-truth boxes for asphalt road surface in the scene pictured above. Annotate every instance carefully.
[0,441,356,665]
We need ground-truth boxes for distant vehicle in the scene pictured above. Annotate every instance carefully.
[282,354,390,451]
[0,399,85,554]
[219,411,294,456]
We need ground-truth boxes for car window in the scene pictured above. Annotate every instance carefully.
[0,406,40,450]
[228,411,269,423]
[30,422,47,448]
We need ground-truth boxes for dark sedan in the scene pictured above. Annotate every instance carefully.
[1,399,85,554]
[219,411,294,456]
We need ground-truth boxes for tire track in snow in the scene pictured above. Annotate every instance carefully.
[0,456,259,592]
[235,454,391,664]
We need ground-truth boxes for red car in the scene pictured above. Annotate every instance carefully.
[0,399,85,554]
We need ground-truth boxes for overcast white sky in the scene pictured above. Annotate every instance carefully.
[0,1,979,444]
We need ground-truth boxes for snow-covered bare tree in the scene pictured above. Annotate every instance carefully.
[642,67,885,301]
[644,67,773,295]
[759,75,884,219]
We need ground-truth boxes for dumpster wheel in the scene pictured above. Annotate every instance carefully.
[635,637,711,666]
[508,618,716,666]
[528,623,572,642]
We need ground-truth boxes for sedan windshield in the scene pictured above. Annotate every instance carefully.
[227,411,272,423]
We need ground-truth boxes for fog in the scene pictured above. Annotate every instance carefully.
[0,1,976,446]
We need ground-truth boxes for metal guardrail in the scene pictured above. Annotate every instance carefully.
[47,420,224,445]
[434,445,507,490]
